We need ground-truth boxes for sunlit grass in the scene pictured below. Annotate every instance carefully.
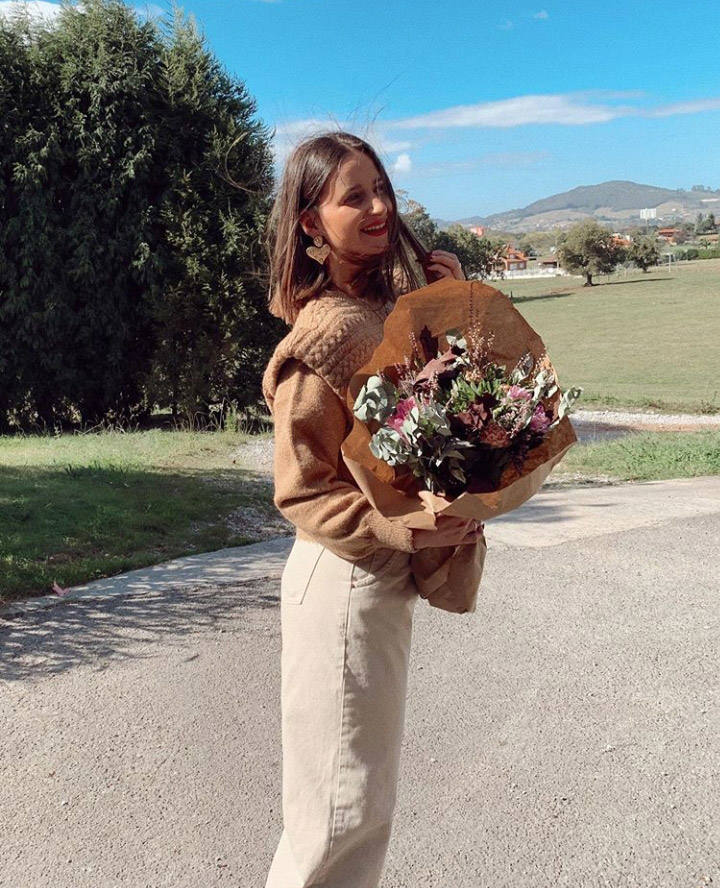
[0,428,276,602]
[496,259,720,414]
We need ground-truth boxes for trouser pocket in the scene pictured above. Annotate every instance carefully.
[351,547,408,589]
[280,539,326,605]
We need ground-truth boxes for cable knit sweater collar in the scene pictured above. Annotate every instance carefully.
[262,289,395,415]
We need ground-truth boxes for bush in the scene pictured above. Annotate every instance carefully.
[0,0,279,431]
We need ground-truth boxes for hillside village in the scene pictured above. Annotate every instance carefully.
[475,220,719,278]
[452,181,720,278]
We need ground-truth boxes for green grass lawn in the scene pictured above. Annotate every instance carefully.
[555,429,720,482]
[494,258,720,414]
[3,260,720,603]
[0,428,278,604]
[2,424,719,603]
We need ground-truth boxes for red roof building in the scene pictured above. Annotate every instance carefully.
[501,247,528,271]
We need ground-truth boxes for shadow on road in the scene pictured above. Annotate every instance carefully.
[1,578,278,683]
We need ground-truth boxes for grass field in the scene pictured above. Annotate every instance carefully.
[3,258,720,603]
[2,425,719,603]
[494,258,720,414]
[0,428,278,603]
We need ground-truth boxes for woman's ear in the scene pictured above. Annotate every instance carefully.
[299,209,321,240]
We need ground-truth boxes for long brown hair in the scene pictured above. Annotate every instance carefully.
[265,130,429,326]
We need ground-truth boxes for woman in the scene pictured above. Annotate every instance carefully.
[261,131,485,888]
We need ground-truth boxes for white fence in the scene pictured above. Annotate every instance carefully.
[488,267,571,281]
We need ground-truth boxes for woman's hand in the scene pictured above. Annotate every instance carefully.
[425,249,466,281]
[412,515,484,550]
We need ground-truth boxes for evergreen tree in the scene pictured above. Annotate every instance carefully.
[0,14,39,430]
[146,3,277,427]
[0,0,277,430]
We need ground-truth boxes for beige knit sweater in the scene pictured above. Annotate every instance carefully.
[261,288,417,562]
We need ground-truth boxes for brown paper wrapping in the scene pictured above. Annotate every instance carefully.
[340,278,578,615]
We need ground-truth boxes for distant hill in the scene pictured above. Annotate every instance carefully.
[438,181,720,234]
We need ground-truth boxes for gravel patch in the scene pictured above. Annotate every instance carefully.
[230,438,274,475]
[572,407,720,428]
[229,409,719,476]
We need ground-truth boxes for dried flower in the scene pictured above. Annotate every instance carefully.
[479,420,512,448]
[529,403,552,432]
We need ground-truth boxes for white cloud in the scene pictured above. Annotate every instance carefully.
[386,92,635,130]
[135,3,166,19]
[644,97,720,117]
[0,0,66,24]
[392,153,412,174]
[269,89,720,172]
[269,116,415,168]
[0,0,168,26]
[381,139,413,153]
[382,90,720,132]
[532,9,549,19]
[408,151,551,179]
[498,18,514,30]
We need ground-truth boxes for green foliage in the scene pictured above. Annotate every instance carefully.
[434,224,506,280]
[627,236,660,272]
[695,212,717,235]
[678,248,701,261]
[401,199,505,280]
[353,375,397,423]
[400,198,438,249]
[0,0,279,432]
[556,219,623,286]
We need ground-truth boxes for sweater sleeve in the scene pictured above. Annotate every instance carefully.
[271,358,417,561]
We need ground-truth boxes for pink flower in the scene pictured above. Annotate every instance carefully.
[386,397,417,441]
[507,384,532,401]
[529,403,551,432]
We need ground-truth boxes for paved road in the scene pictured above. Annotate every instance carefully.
[2,477,719,887]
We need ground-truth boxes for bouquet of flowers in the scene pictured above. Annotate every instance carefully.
[340,278,581,615]
[354,325,581,499]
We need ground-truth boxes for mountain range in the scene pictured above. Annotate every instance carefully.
[439,181,720,234]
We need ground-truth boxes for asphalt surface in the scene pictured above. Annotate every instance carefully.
[2,476,719,887]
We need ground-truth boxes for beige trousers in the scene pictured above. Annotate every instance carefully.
[264,536,419,888]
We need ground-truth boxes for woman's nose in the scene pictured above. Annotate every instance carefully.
[371,196,386,215]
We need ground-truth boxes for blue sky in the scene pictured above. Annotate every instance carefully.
[4,0,720,219]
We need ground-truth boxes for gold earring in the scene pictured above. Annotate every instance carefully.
[306,234,330,265]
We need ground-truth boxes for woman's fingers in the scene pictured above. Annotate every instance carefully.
[428,250,466,280]
[425,263,453,280]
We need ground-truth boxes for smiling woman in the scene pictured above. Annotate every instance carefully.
[260,130,475,888]
[299,151,394,277]
[265,131,433,324]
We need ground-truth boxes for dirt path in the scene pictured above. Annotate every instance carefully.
[570,408,720,443]
[231,408,720,477]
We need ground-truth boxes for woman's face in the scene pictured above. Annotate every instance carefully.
[305,150,394,260]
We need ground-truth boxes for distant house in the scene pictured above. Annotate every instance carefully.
[538,256,558,269]
[657,227,683,243]
[611,233,632,247]
[501,247,527,271]
[698,232,719,244]
[468,225,485,237]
